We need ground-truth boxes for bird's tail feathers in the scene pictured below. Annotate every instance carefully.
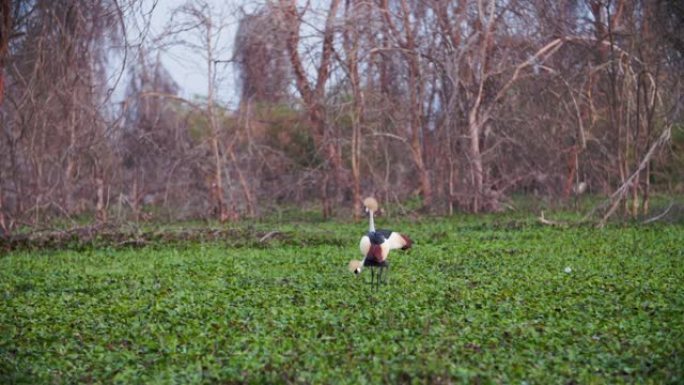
[399,234,412,250]
[386,232,413,250]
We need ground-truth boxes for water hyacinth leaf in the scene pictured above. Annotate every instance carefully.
[0,218,682,384]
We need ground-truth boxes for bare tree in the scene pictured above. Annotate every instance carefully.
[0,0,13,233]
[1,0,126,228]
[341,0,368,218]
[163,1,238,221]
[0,0,680,229]
[377,0,433,210]
[277,0,342,218]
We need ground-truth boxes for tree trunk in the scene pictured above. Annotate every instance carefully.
[344,1,363,219]
[95,176,106,222]
[468,111,483,213]
[206,17,229,222]
[0,0,7,231]
[310,108,333,218]
[228,147,255,217]
[380,0,433,210]
[643,162,650,215]
[0,0,11,106]
[407,56,431,210]
[64,104,77,213]
[131,174,139,222]
[0,187,7,234]
[350,106,361,219]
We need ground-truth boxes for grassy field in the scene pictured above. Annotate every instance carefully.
[1,215,683,384]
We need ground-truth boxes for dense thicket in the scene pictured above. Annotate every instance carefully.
[0,0,682,230]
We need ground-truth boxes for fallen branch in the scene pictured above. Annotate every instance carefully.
[642,202,674,224]
[537,211,589,227]
[258,231,281,243]
[538,211,565,227]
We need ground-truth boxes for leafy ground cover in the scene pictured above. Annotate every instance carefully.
[1,215,683,384]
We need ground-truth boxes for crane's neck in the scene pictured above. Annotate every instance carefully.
[369,210,375,233]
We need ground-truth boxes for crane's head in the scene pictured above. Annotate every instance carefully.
[348,259,363,274]
[363,197,379,214]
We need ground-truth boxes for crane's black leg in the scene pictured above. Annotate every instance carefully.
[369,267,375,288]
[375,267,380,291]
[384,262,390,285]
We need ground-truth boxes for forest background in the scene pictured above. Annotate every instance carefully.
[0,0,682,233]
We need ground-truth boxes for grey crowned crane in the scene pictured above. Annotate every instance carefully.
[348,197,412,289]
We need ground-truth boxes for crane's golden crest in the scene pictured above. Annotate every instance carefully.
[363,197,379,212]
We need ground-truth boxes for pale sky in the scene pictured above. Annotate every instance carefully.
[153,0,211,99]
[120,0,242,106]
[114,0,319,108]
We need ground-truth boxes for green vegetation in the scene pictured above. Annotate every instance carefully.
[1,216,683,384]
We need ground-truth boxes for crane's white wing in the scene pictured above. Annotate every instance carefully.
[359,235,371,257]
[386,232,412,250]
